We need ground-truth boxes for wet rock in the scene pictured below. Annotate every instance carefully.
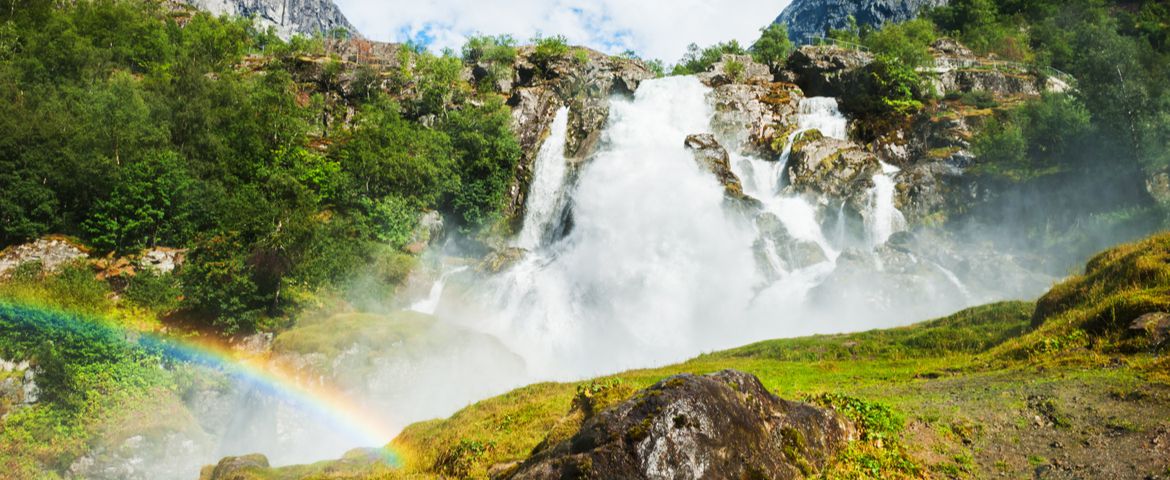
[786,45,873,98]
[754,213,829,277]
[0,237,89,278]
[708,81,803,158]
[506,87,564,228]
[697,54,772,88]
[683,134,759,211]
[480,247,528,274]
[505,370,856,480]
[783,130,881,211]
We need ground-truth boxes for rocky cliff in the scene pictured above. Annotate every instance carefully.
[182,0,356,38]
[774,0,948,45]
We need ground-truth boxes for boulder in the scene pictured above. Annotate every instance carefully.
[708,82,803,158]
[506,370,856,480]
[786,45,873,98]
[204,454,270,480]
[683,134,759,211]
[755,213,829,276]
[1130,313,1170,346]
[783,130,881,211]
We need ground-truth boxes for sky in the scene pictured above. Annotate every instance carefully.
[332,0,793,63]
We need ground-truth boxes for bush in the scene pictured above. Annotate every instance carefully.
[180,234,261,334]
[672,40,747,75]
[531,35,570,72]
[723,58,746,81]
[123,269,182,313]
[462,34,517,92]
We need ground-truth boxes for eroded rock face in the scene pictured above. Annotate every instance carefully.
[774,0,949,45]
[182,0,355,39]
[507,370,855,480]
[787,45,873,98]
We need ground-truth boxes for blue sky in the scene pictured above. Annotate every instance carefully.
[332,0,792,63]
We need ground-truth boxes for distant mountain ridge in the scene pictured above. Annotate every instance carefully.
[183,0,357,38]
[774,0,948,45]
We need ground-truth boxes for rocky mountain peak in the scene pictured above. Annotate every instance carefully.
[775,0,949,45]
[182,0,357,38]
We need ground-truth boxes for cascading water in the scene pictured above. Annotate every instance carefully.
[865,162,907,248]
[464,77,761,377]
[515,107,572,250]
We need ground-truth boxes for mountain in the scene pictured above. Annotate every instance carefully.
[774,0,948,44]
[183,0,357,38]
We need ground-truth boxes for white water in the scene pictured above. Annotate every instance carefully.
[865,162,907,248]
[515,107,571,250]
[410,266,469,314]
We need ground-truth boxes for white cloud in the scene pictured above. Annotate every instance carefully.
[333,0,792,63]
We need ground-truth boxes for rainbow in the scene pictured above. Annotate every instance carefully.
[0,302,404,467]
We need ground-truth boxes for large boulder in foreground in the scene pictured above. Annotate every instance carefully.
[506,370,856,480]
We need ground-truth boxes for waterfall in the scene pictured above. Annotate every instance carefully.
[865,162,906,248]
[472,77,761,377]
[410,266,469,315]
[515,107,571,250]
[797,97,849,140]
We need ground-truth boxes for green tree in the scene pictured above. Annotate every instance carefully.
[83,150,196,254]
[672,40,747,75]
[181,233,261,334]
[751,23,793,70]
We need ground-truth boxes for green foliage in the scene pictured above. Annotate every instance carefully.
[123,269,182,313]
[462,34,517,91]
[806,393,902,442]
[442,96,522,231]
[723,57,745,81]
[84,150,196,254]
[180,234,260,334]
[340,95,456,204]
[750,23,793,69]
[862,19,937,69]
[672,40,747,75]
[972,93,1092,180]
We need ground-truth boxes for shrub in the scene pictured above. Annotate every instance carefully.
[672,40,747,75]
[723,58,746,81]
[531,35,570,72]
[180,234,261,334]
[123,269,182,313]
